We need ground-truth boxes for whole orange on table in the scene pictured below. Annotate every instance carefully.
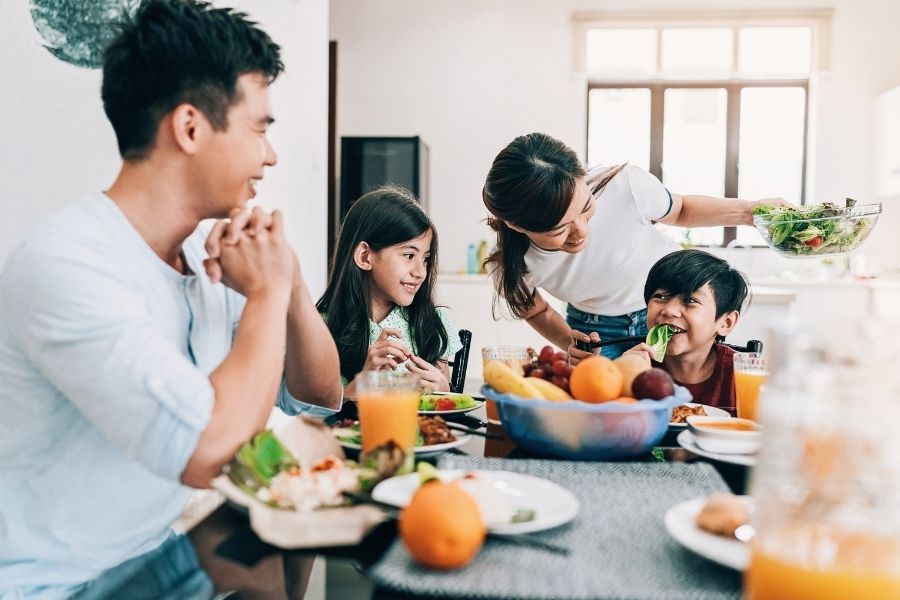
[570,355,623,403]
[399,481,486,569]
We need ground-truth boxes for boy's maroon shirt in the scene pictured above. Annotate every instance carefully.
[654,343,736,415]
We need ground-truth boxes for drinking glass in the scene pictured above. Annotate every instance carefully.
[481,346,531,421]
[745,326,900,599]
[734,352,767,421]
[356,370,419,453]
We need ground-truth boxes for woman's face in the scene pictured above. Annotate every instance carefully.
[507,178,596,253]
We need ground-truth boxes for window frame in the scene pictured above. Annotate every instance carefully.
[586,79,810,245]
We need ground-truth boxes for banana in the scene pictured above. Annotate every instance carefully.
[526,377,572,402]
[483,360,542,399]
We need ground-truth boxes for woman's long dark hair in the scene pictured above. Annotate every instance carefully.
[482,132,626,318]
[317,185,448,382]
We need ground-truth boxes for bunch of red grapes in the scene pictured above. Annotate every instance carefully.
[523,346,573,394]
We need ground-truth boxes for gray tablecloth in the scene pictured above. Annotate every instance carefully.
[369,457,742,600]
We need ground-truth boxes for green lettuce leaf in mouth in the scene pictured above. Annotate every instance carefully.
[646,324,677,362]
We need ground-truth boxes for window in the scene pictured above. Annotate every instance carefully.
[576,11,830,246]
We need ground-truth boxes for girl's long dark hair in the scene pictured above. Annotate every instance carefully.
[317,185,448,382]
[482,132,626,318]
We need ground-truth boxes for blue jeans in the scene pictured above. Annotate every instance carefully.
[566,305,649,360]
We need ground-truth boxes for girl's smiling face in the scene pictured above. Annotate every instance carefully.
[364,229,433,317]
[646,283,738,358]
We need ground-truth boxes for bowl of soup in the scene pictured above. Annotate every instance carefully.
[686,416,761,455]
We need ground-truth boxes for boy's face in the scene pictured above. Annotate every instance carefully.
[646,282,738,358]
[194,72,278,218]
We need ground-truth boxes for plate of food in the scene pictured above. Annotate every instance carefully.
[676,430,757,467]
[670,403,731,428]
[664,494,753,571]
[372,469,580,535]
[418,392,484,415]
[331,415,471,458]
[212,417,386,548]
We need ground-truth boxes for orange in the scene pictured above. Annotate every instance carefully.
[570,355,623,403]
[611,396,638,404]
[399,481,485,569]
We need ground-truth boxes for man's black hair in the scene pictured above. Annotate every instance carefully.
[101,0,284,160]
[643,249,749,318]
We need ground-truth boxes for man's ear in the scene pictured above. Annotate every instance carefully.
[169,103,206,155]
[353,242,373,271]
[717,310,740,337]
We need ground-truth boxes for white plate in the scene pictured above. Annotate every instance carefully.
[212,475,385,549]
[670,403,731,428]
[418,392,485,415]
[664,496,752,571]
[337,434,471,459]
[371,469,580,535]
[677,430,757,467]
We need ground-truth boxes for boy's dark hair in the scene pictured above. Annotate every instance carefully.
[317,186,449,382]
[644,249,749,318]
[102,0,283,160]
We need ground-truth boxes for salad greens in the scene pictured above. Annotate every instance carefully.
[418,393,477,411]
[646,324,676,362]
[752,199,877,257]
[227,430,298,495]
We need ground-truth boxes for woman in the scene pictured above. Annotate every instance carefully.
[482,132,780,361]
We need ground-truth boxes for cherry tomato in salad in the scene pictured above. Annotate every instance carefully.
[804,236,823,248]
[434,397,457,411]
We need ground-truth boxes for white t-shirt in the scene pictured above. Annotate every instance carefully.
[523,165,680,316]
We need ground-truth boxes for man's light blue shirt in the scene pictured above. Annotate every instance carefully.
[0,194,338,599]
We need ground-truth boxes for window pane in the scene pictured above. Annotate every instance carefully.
[662,88,727,246]
[587,88,651,170]
[661,28,733,74]
[586,28,656,76]
[735,87,806,245]
[738,27,812,75]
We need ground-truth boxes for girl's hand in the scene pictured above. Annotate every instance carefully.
[362,328,411,371]
[567,330,599,365]
[622,343,656,364]
[405,355,450,392]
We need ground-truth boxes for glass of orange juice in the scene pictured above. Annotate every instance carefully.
[733,352,767,421]
[745,326,900,599]
[356,370,419,453]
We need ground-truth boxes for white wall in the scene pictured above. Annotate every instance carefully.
[0,0,331,295]
[330,0,900,275]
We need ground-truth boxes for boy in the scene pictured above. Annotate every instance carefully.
[626,249,749,413]
[0,1,342,596]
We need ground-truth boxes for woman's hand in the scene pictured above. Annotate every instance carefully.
[361,328,411,371]
[622,343,656,364]
[567,330,599,365]
[406,355,450,392]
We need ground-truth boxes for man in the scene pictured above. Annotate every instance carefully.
[0,1,342,596]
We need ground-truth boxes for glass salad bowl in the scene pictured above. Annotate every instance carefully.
[752,201,881,258]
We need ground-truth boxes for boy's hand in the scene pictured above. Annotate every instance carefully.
[567,330,599,365]
[362,328,411,371]
[622,343,656,364]
[406,355,450,392]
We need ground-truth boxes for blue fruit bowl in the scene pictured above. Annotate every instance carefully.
[481,385,692,460]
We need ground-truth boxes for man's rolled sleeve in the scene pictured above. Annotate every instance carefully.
[277,381,342,419]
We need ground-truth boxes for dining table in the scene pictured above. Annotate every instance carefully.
[73,400,749,600]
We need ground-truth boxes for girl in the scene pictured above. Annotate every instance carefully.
[317,185,462,393]
[482,132,782,361]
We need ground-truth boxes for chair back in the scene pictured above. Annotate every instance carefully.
[448,329,472,393]
[723,339,763,353]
